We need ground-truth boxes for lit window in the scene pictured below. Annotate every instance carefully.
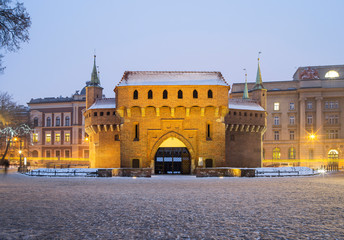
[273,148,281,160]
[55,133,61,142]
[33,133,39,143]
[289,103,295,110]
[288,147,296,159]
[46,134,51,143]
[274,131,280,141]
[274,116,280,125]
[65,133,70,142]
[325,70,339,78]
[328,149,339,159]
[274,102,280,111]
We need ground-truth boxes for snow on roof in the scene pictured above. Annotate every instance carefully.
[117,71,229,87]
[88,98,116,110]
[228,99,265,111]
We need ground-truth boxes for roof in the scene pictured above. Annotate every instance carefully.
[228,99,265,112]
[29,97,76,104]
[88,98,116,110]
[117,71,229,87]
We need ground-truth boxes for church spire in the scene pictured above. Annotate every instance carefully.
[242,69,249,99]
[90,55,100,86]
[252,52,264,90]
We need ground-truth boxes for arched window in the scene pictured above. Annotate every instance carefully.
[163,90,168,99]
[288,147,296,159]
[178,90,183,99]
[65,116,70,126]
[46,117,51,127]
[193,90,198,99]
[33,117,39,127]
[273,147,281,160]
[328,149,339,160]
[208,89,213,98]
[148,90,153,99]
[55,117,60,126]
[133,90,138,100]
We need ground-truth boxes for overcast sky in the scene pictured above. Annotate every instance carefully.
[1,0,344,105]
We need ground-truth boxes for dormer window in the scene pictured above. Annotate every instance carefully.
[325,70,339,78]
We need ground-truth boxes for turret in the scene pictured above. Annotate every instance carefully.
[242,69,249,99]
[86,55,103,109]
[251,54,267,109]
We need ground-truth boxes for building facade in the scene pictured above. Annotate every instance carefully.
[231,64,344,169]
[28,86,89,166]
[84,57,267,174]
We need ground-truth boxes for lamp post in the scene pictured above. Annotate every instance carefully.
[19,149,22,171]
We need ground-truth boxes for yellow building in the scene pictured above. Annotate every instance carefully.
[85,57,266,174]
[231,64,344,170]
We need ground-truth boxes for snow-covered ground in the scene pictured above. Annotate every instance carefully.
[27,168,98,177]
[256,166,315,176]
[26,166,317,177]
[1,171,343,239]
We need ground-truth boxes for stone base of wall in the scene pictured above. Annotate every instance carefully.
[195,168,255,177]
[97,168,152,177]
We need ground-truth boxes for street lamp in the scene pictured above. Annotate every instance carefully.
[19,149,23,170]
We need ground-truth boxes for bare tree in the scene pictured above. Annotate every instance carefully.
[0,0,31,72]
[0,91,31,163]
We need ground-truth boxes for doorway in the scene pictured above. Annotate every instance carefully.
[155,147,191,174]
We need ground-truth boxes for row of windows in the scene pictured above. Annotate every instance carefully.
[92,111,116,117]
[274,114,340,126]
[37,132,72,144]
[35,116,71,127]
[273,129,340,140]
[130,158,214,168]
[271,148,339,160]
[273,100,339,111]
[229,111,263,118]
[133,89,213,100]
[132,123,212,141]
[273,131,296,141]
[41,149,89,158]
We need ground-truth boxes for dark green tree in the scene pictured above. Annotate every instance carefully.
[0,0,31,73]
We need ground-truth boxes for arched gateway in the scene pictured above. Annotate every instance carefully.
[150,132,194,175]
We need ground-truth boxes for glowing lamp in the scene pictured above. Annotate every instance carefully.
[18,150,22,154]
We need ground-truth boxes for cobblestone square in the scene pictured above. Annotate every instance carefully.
[1,172,344,239]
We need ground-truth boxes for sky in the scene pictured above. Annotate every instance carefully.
[1,0,344,105]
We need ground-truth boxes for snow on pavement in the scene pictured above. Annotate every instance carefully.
[0,172,343,239]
